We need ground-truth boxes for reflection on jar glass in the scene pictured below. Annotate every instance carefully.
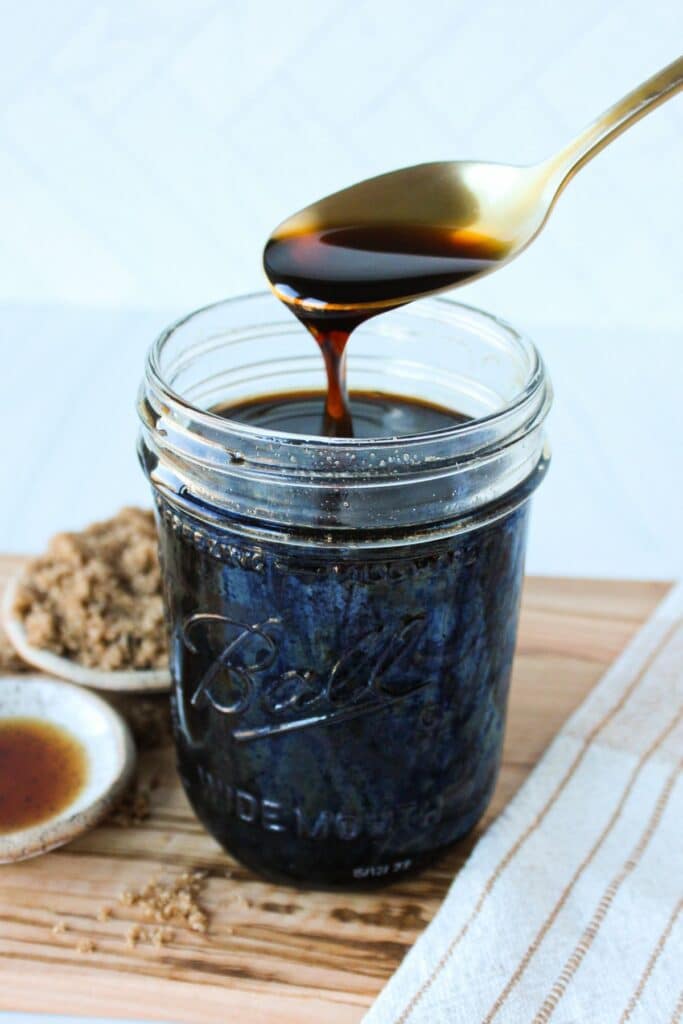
[138,293,552,888]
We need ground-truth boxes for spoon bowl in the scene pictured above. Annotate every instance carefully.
[266,57,682,316]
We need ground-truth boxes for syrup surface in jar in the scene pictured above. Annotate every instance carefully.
[214,387,469,438]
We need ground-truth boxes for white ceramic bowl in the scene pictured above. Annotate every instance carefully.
[0,674,136,863]
[2,577,170,693]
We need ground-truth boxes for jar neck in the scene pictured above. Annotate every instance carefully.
[138,295,552,535]
[147,454,549,552]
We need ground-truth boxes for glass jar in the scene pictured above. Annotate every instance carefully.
[138,292,552,888]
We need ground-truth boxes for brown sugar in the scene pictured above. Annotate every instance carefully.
[125,924,147,948]
[108,779,152,827]
[108,762,165,827]
[12,508,168,671]
[119,870,209,935]
[152,926,174,947]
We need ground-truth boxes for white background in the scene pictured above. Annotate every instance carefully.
[1,0,682,579]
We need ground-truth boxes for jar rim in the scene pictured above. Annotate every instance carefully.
[146,291,547,450]
[139,291,552,535]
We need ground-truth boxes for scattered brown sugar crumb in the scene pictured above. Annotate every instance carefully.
[109,766,165,827]
[126,924,147,948]
[119,870,209,935]
[108,778,152,827]
[76,938,95,954]
[125,923,174,950]
[12,508,168,671]
[51,920,68,936]
[97,905,113,922]
[151,926,174,948]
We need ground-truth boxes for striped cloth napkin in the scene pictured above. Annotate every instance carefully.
[365,581,683,1024]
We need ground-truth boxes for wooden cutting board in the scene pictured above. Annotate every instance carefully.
[0,556,669,1023]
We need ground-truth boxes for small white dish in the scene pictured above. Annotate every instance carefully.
[0,674,136,863]
[2,577,170,693]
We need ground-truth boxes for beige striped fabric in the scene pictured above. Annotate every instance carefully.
[365,582,683,1024]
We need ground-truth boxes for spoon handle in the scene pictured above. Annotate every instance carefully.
[548,56,683,187]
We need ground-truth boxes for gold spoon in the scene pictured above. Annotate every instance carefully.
[264,56,683,317]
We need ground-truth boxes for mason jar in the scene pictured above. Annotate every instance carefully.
[138,292,552,888]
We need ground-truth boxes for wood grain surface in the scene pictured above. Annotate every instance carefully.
[0,556,669,1023]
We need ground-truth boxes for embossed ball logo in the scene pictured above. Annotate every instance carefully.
[180,612,429,742]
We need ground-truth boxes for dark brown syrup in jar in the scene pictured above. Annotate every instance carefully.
[0,718,88,833]
[263,224,507,437]
[214,388,470,438]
